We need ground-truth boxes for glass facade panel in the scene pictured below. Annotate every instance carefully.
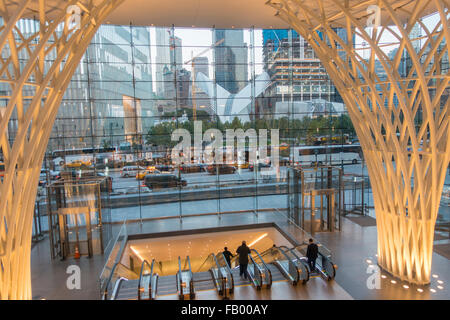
[8,24,442,231]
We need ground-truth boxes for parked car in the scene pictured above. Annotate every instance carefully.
[179,163,205,173]
[206,164,236,174]
[155,164,174,172]
[120,165,143,178]
[144,174,187,190]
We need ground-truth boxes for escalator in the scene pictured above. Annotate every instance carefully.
[193,252,234,298]
[246,249,273,290]
[110,243,335,300]
[257,246,309,285]
[177,256,195,300]
[288,244,337,281]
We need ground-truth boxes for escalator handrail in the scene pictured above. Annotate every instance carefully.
[250,249,272,286]
[217,252,234,291]
[102,262,119,299]
[247,254,264,288]
[186,256,195,296]
[292,245,336,279]
[272,246,300,283]
[138,259,152,300]
[110,277,128,300]
[209,253,225,292]
[177,257,182,297]
[279,245,310,277]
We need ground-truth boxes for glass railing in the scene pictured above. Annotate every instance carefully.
[195,253,229,295]
[278,245,310,283]
[138,260,152,300]
[177,256,195,299]
[293,243,336,280]
[259,246,300,285]
[99,222,128,299]
[216,252,234,294]
[250,249,272,288]
[272,208,333,258]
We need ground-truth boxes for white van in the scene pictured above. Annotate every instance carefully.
[120,166,142,178]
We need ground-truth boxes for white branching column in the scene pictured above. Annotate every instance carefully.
[0,0,123,299]
[267,0,450,284]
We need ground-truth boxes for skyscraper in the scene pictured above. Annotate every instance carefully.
[170,35,183,70]
[192,56,209,77]
[213,29,248,94]
[155,27,171,97]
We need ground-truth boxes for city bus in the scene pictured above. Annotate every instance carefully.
[291,144,362,166]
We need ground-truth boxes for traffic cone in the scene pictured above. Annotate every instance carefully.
[74,245,81,259]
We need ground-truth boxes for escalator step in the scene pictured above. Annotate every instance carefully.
[231,269,252,286]
[267,264,287,282]
[156,275,178,296]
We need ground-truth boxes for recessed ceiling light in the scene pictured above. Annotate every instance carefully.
[432,274,438,278]
[430,288,436,293]
[437,280,443,284]
[403,285,409,289]
[437,285,444,290]
[381,275,387,279]
[417,288,423,293]
[391,280,397,284]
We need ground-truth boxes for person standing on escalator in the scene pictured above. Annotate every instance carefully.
[222,247,234,268]
[306,238,319,272]
[236,241,251,280]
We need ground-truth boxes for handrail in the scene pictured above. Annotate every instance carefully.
[101,262,118,300]
[177,256,182,298]
[217,252,234,292]
[250,249,272,287]
[99,223,128,299]
[110,277,128,300]
[210,253,225,294]
[292,244,336,280]
[186,256,195,298]
[248,253,264,288]
[272,246,300,283]
[138,259,151,300]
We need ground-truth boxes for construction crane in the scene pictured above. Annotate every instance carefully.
[184,38,224,121]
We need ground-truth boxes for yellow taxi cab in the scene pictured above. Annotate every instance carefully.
[65,160,92,168]
[233,162,249,169]
[136,167,160,180]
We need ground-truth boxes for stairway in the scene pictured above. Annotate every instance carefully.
[114,279,138,300]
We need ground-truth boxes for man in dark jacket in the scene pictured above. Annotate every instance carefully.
[236,241,251,279]
[222,247,234,267]
[306,238,319,272]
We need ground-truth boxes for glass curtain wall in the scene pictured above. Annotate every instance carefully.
[4,23,399,230]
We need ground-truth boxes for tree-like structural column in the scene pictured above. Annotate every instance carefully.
[0,0,123,300]
[267,0,449,284]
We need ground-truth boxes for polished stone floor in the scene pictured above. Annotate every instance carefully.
[30,210,450,300]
